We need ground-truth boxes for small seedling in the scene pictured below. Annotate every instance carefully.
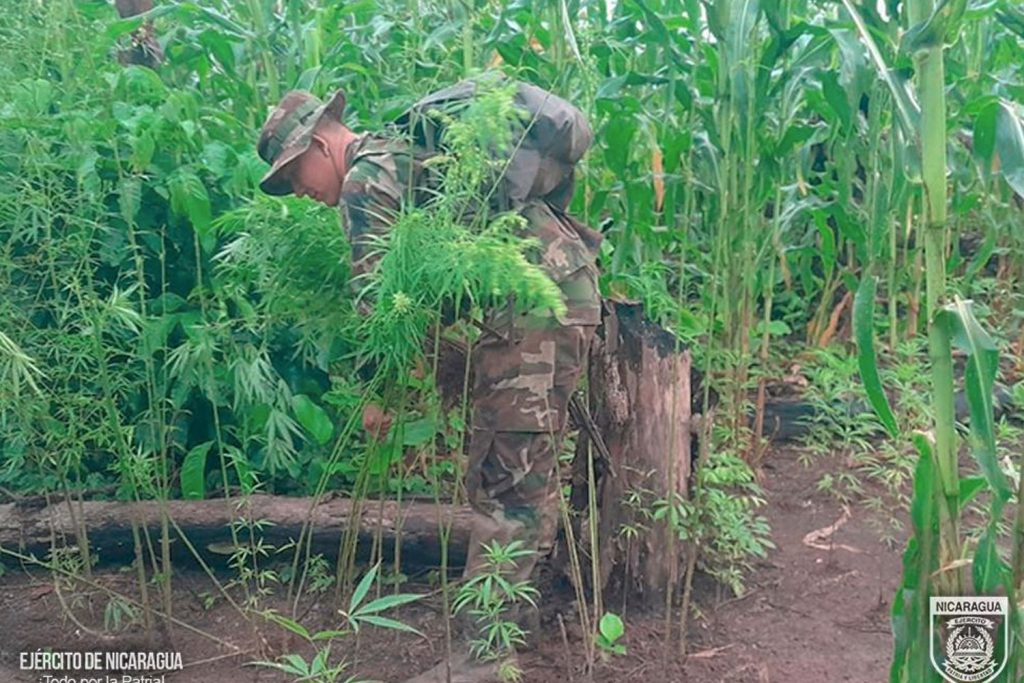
[595,612,626,657]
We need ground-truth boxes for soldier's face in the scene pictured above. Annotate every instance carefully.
[288,137,342,206]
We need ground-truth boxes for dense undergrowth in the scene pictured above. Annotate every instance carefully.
[1,0,1023,680]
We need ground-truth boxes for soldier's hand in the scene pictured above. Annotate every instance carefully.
[362,403,394,440]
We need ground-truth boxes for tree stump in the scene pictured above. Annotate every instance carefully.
[570,300,695,610]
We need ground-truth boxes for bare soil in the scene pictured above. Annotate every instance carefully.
[0,446,905,683]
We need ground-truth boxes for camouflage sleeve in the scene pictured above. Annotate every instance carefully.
[337,163,397,286]
[340,170,400,381]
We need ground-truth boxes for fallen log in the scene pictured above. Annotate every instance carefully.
[0,494,471,567]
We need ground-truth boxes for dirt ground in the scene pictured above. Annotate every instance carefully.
[0,446,904,683]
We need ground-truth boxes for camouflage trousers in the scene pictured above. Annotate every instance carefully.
[463,320,597,584]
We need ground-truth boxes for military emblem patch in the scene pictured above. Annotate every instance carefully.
[930,597,1009,683]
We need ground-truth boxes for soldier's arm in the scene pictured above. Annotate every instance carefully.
[341,182,396,415]
[340,178,402,297]
[342,178,428,438]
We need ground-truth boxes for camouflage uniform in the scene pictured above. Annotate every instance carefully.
[340,132,602,584]
[257,81,602,590]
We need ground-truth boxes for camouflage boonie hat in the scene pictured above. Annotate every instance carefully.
[257,89,347,195]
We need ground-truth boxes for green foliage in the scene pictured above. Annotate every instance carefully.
[595,612,626,657]
[340,562,425,636]
[655,451,775,597]
[180,441,213,499]
[103,595,141,633]
[453,541,539,664]
[252,563,424,683]
[853,276,898,437]
[1,0,1023,671]
[844,0,1024,678]
[250,650,357,683]
[354,77,567,383]
[292,395,335,446]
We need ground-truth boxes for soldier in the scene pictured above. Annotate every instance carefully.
[257,78,602,683]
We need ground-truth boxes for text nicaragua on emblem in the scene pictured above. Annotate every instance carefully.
[930,596,1009,683]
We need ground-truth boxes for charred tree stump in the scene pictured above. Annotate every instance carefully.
[569,300,695,610]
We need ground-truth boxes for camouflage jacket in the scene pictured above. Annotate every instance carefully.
[339,134,602,327]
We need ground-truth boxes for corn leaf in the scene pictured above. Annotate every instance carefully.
[936,299,1011,502]
[853,276,898,437]
[994,100,1024,198]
